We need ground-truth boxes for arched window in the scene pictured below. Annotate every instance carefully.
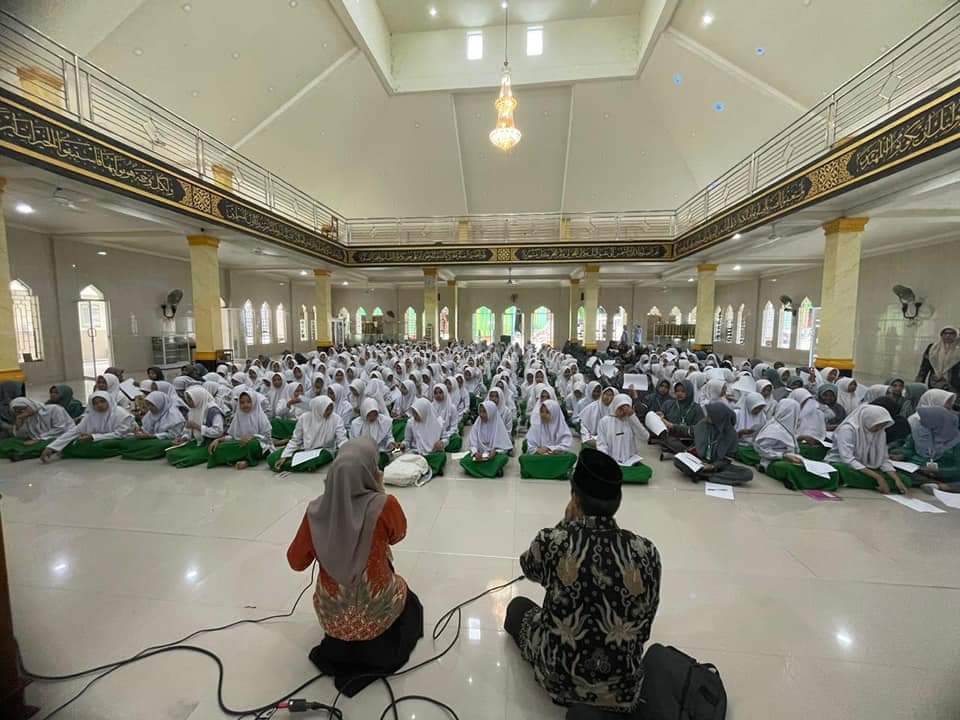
[760,301,775,347]
[735,304,746,344]
[531,306,553,348]
[80,284,104,300]
[372,307,383,317]
[259,302,272,344]
[220,297,231,351]
[355,307,367,337]
[596,305,608,341]
[576,306,585,342]
[502,305,522,343]
[796,297,815,351]
[299,305,308,341]
[647,306,661,317]
[242,300,255,346]
[670,306,683,324]
[439,306,450,341]
[724,305,734,343]
[612,306,628,341]
[687,307,697,325]
[713,306,723,342]
[472,306,495,343]
[778,302,794,349]
[404,307,417,340]
[10,280,43,362]
[275,303,287,344]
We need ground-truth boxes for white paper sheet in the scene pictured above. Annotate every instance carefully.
[120,379,143,400]
[801,458,836,479]
[885,495,946,513]
[890,460,920,474]
[932,487,960,510]
[586,357,599,367]
[675,452,703,473]
[644,411,668,437]
[600,365,620,379]
[819,438,833,448]
[623,374,649,391]
[704,482,735,500]
[292,448,323,467]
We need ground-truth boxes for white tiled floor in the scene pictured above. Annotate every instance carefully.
[3,432,960,719]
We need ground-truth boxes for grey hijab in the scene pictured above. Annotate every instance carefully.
[694,402,739,462]
[306,438,388,587]
[913,407,960,460]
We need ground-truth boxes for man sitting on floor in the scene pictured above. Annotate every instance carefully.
[505,448,661,715]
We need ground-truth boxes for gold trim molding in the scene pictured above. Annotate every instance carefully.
[822,217,869,235]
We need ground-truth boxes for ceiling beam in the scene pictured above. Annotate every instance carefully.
[635,0,680,77]
[664,28,808,114]
[846,168,960,216]
[233,48,359,150]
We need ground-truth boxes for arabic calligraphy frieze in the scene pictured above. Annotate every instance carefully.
[350,247,494,265]
[0,93,346,263]
[513,244,670,262]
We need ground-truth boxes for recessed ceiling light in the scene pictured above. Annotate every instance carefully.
[672,73,683,86]
[181,2,192,11]
[230,115,238,122]
[289,0,298,6]
[714,101,725,112]
[429,6,437,16]
[97,251,107,256]
[701,12,714,26]
[14,202,33,214]
[231,51,240,60]
[733,264,742,271]
[755,47,766,56]
[191,89,199,97]
[342,281,349,286]
[501,1,508,8]
[802,0,812,6]
[733,233,742,240]
[603,112,610,119]
[299,270,308,276]
[414,122,421,128]
[133,47,144,56]
[771,278,778,282]
[687,278,695,282]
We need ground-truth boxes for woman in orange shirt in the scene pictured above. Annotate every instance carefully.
[286,437,422,694]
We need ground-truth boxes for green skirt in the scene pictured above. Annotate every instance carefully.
[207,439,265,468]
[62,438,127,459]
[459,452,510,478]
[271,418,297,440]
[620,463,653,485]
[424,451,447,477]
[444,434,463,453]
[833,463,912,491]
[392,417,408,443]
[0,437,49,461]
[798,444,828,461]
[118,437,175,461]
[167,441,212,468]
[766,459,838,491]
[519,451,578,480]
[267,447,333,473]
[735,445,761,466]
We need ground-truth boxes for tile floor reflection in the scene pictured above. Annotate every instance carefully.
[3,434,960,719]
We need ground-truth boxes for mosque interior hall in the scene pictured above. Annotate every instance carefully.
[0,1,959,718]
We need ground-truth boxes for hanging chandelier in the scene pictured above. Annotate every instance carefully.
[489,3,521,151]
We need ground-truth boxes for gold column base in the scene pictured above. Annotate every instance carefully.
[584,342,598,351]
[194,351,226,361]
[814,357,855,370]
[691,343,712,351]
[0,368,26,382]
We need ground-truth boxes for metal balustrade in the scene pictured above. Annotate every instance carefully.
[0,2,958,249]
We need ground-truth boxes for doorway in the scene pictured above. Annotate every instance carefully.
[77,284,113,381]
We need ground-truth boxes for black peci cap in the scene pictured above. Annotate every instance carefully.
[572,447,623,502]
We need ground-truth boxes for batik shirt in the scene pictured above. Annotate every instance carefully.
[518,516,661,712]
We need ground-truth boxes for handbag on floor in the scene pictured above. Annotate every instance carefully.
[639,644,726,720]
[383,453,431,487]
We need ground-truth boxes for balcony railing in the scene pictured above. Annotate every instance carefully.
[1,2,958,249]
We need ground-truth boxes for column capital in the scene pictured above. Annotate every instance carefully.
[569,278,580,286]
[423,267,439,277]
[696,263,718,273]
[313,269,331,277]
[584,263,600,274]
[187,234,219,248]
[446,279,456,287]
[822,217,868,235]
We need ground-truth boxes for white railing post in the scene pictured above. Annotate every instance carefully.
[826,93,838,148]
[195,130,205,178]
[72,54,83,123]
[265,171,274,209]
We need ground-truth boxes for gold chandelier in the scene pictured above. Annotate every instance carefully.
[489,4,521,151]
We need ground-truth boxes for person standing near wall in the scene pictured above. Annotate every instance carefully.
[916,326,960,397]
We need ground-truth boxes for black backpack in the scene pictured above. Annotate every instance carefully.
[639,644,726,720]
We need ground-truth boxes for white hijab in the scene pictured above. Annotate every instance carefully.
[470,400,513,453]
[299,396,342,450]
[80,390,133,435]
[142,391,185,436]
[580,387,615,436]
[9,397,70,440]
[736,392,768,435]
[836,377,862,414]
[754,398,801,452]
[185,386,220,442]
[407,397,442,453]
[837,404,893,469]
[228,389,273,443]
[350,397,392,444]
[596,394,645,464]
[789,388,827,441]
[526,399,571,452]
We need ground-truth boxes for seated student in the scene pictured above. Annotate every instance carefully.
[166,387,226,468]
[520,399,577,480]
[0,398,73,461]
[41,391,137,461]
[95,372,133,412]
[899,382,928,418]
[870,396,912,447]
[597,394,653,484]
[286,438,422,694]
[460,400,513,478]
[47,384,85,420]
[789,388,829,460]
[580,386,616,448]
[506,448,661,715]
[897,407,960,494]
[754,399,838,491]
[826,404,908,494]
[660,380,704,452]
[350,398,397,470]
[816,384,846,431]
[836,377,862,415]
[118,391,187,461]
[146,366,165,382]
[564,381,586,425]
[673,403,754,485]
[645,379,673,415]
[733,392,768,465]
[269,396,346,473]
[208,389,274,470]
[390,380,417,443]
[756,379,778,421]
[402,398,447,476]
[431,383,462,452]
[487,387,515,437]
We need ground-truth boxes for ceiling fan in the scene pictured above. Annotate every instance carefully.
[506,267,516,286]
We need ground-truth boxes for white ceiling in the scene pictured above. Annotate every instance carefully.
[7,0,951,219]
[378,0,644,33]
